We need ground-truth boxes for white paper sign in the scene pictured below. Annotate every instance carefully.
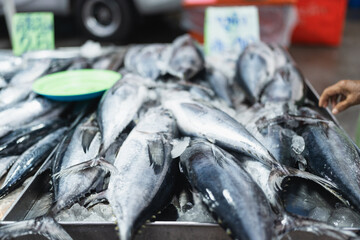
[204,6,260,55]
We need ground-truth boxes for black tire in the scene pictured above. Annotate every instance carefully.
[76,0,134,42]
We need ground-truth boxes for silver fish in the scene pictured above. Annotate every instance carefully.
[0,127,67,198]
[105,107,178,240]
[52,116,103,214]
[163,97,279,167]
[124,44,167,80]
[0,156,18,179]
[97,74,148,151]
[180,139,276,240]
[9,59,51,85]
[164,34,204,80]
[0,97,59,138]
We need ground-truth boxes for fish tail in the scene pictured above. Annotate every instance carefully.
[276,214,357,240]
[53,157,118,179]
[0,216,73,240]
[269,165,348,206]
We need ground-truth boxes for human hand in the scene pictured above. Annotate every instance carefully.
[318,80,360,115]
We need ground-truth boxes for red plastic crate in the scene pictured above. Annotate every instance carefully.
[291,0,348,46]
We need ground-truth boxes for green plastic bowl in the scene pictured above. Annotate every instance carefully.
[33,69,121,101]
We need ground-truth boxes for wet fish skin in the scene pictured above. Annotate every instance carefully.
[163,98,279,167]
[206,68,233,107]
[0,156,18,179]
[300,121,360,212]
[0,97,59,138]
[52,116,103,214]
[235,42,275,104]
[165,34,205,80]
[180,139,276,240]
[124,44,167,80]
[106,107,178,240]
[9,59,51,85]
[0,120,65,157]
[97,74,148,151]
[0,127,67,198]
[260,64,306,104]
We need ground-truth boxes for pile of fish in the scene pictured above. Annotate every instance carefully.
[0,35,360,240]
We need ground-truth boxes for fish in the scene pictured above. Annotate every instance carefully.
[180,139,277,240]
[124,44,167,80]
[0,53,23,82]
[97,74,148,152]
[103,107,178,240]
[299,120,360,212]
[162,96,280,168]
[0,97,60,138]
[163,34,205,80]
[9,59,51,85]
[235,42,276,104]
[206,68,234,107]
[280,177,360,228]
[260,64,307,104]
[0,119,65,157]
[0,83,34,109]
[51,115,103,214]
[0,156,18,179]
[62,107,178,240]
[0,127,68,198]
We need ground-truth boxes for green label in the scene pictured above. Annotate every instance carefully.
[12,12,55,56]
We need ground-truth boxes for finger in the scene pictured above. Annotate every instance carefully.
[319,85,342,107]
[332,99,353,115]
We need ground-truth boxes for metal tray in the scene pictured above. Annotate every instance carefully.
[0,79,358,240]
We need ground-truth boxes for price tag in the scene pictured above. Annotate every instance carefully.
[204,6,260,55]
[12,12,55,56]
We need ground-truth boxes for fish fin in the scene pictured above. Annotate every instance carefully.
[171,137,191,158]
[53,157,118,179]
[80,126,98,153]
[0,216,73,240]
[276,214,357,240]
[81,190,108,209]
[147,137,166,173]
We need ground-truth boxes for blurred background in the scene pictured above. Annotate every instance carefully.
[0,0,359,139]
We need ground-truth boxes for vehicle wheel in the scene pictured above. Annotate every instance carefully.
[76,0,134,42]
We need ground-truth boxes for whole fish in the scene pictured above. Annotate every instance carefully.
[0,127,67,198]
[164,34,204,80]
[0,97,60,138]
[68,107,178,240]
[180,139,276,240]
[51,115,103,214]
[299,121,360,212]
[235,42,275,104]
[163,96,280,167]
[97,74,148,151]
[105,107,178,240]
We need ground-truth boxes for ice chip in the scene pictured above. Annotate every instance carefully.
[308,207,331,222]
[291,135,305,155]
[327,207,360,228]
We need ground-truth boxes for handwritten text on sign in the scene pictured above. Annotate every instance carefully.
[12,12,55,56]
[205,7,260,55]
